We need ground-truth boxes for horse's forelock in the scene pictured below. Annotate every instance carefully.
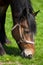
[27,14,36,34]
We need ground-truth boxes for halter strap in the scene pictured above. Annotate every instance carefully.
[12,24,19,31]
[12,24,34,44]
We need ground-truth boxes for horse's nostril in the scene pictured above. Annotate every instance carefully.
[28,54,32,59]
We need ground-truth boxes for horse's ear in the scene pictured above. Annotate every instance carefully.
[33,10,40,16]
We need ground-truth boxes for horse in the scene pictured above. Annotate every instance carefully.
[0,0,39,58]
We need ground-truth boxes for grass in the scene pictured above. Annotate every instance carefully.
[0,0,43,65]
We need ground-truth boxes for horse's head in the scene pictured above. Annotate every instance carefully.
[11,9,39,58]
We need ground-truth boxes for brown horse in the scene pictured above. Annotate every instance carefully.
[11,0,39,58]
[11,10,39,58]
[0,0,39,58]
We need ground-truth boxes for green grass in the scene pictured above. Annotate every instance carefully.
[0,0,43,65]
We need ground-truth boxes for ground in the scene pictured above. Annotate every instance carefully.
[0,0,43,65]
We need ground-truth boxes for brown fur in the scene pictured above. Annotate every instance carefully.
[12,19,35,55]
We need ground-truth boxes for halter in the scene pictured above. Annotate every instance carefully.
[12,23,34,44]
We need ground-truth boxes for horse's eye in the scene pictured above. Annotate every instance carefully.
[24,29,30,34]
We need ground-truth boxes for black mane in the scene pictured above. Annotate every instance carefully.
[11,0,33,16]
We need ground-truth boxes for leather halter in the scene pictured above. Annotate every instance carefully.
[12,23,34,44]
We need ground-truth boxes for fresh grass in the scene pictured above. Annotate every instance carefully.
[0,0,43,65]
